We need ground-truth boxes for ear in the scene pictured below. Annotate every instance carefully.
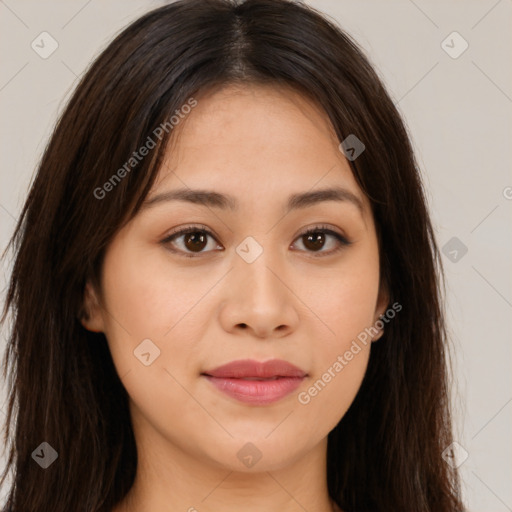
[79,281,105,333]
[372,279,390,342]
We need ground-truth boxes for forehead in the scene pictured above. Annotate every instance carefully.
[149,83,371,220]
[170,82,340,154]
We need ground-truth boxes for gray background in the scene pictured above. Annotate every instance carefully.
[1,1,511,510]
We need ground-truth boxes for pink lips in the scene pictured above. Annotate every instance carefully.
[202,359,307,405]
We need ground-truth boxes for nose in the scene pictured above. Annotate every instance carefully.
[218,246,299,339]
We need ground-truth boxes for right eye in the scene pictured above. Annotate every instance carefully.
[161,225,223,258]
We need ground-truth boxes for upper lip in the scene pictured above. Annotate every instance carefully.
[202,359,307,379]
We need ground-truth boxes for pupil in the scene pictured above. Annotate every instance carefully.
[304,233,325,251]
[185,232,207,252]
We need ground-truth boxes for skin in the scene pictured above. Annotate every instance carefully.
[82,83,388,512]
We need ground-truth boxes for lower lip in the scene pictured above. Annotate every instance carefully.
[203,375,305,405]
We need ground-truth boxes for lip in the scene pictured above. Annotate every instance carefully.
[201,359,307,405]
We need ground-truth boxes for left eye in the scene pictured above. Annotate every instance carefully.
[293,226,351,255]
[161,224,351,258]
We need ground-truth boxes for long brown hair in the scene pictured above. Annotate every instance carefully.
[1,0,464,510]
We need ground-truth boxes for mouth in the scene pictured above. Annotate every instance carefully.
[228,376,281,380]
[202,358,307,379]
[201,359,307,405]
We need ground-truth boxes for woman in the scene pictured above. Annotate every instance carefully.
[0,0,464,510]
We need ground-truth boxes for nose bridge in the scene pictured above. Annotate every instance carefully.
[217,230,300,339]
[234,235,285,305]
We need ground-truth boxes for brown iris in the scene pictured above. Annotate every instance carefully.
[302,232,326,251]
[183,231,208,252]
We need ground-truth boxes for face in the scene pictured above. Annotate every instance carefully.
[82,83,388,473]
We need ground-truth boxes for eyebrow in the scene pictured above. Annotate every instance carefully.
[141,186,365,216]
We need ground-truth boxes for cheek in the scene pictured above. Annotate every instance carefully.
[295,245,379,423]
[302,242,381,347]
[98,245,208,435]
[100,240,210,340]
[297,343,370,442]
[295,294,374,435]
[98,240,207,381]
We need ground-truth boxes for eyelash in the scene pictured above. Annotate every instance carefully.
[161,224,352,259]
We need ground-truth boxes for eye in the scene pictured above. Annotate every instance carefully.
[161,224,352,258]
[161,224,222,258]
[291,224,352,257]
